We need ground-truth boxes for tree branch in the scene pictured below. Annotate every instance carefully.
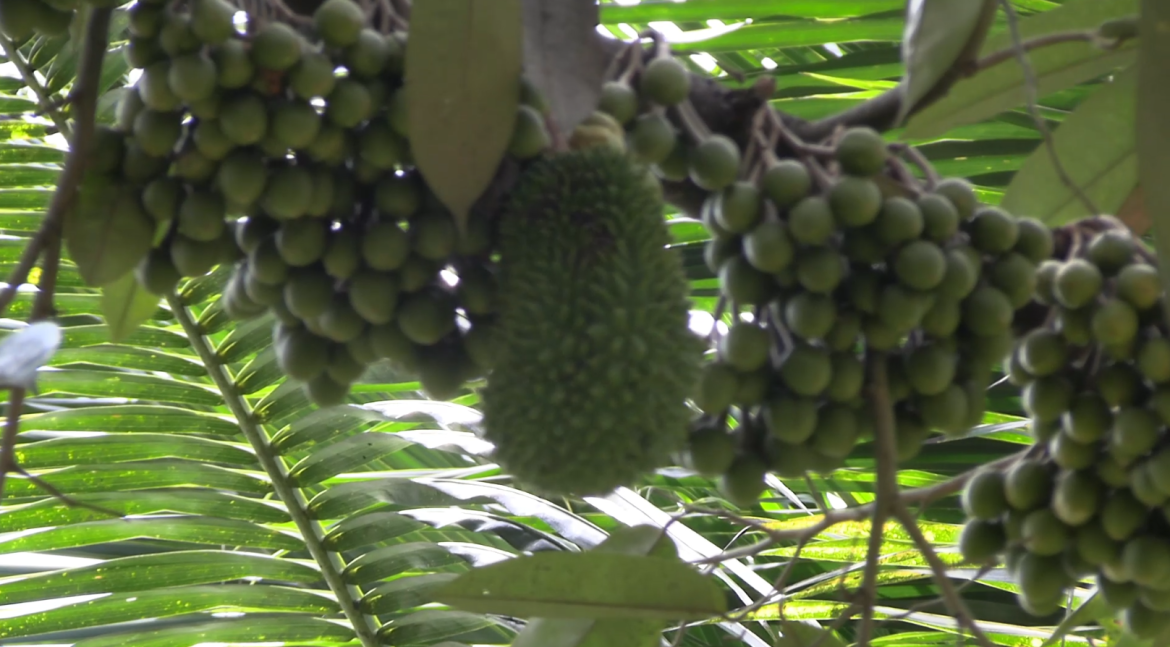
[0,7,112,503]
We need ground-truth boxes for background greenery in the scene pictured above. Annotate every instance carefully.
[0,1,1140,645]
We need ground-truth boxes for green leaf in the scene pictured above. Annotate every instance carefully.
[905,0,1138,138]
[673,19,905,52]
[1138,0,1170,319]
[360,572,459,614]
[65,176,155,286]
[599,0,903,21]
[2,460,270,500]
[1039,591,1109,647]
[0,551,319,607]
[22,405,239,435]
[0,516,302,554]
[100,271,163,342]
[36,369,222,406]
[289,432,414,485]
[775,621,848,647]
[0,490,288,532]
[13,433,255,469]
[405,0,522,229]
[897,0,998,123]
[344,542,466,584]
[1001,66,1137,224]
[434,552,728,620]
[71,616,355,647]
[324,510,427,551]
[0,585,338,639]
[521,0,607,138]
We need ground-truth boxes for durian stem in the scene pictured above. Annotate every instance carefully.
[168,295,384,647]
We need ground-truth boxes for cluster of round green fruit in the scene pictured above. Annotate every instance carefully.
[957,227,1170,638]
[0,0,78,42]
[670,126,1054,506]
[80,0,555,407]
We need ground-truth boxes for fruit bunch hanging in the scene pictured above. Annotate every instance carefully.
[77,0,559,408]
[663,114,1055,505]
[955,219,1170,638]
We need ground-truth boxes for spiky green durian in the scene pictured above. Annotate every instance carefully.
[482,147,703,496]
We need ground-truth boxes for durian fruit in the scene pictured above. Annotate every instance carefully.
[482,146,703,496]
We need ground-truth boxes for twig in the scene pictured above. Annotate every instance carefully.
[0,7,113,504]
[970,30,1098,73]
[856,353,901,646]
[895,505,996,647]
[0,36,72,140]
[998,0,1099,215]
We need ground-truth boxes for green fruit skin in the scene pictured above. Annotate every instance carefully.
[483,148,703,497]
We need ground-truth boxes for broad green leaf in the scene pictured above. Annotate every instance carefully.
[49,344,205,375]
[46,323,189,349]
[272,404,383,451]
[897,0,998,123]
[71,616,355,647]
[0,551,319,606]
[905,0,1138,138]
[2,460,269,500]
[406,0,522,229]
[1001,67,1138,224]
[674,19,905,52]
[600,0,904,21]
[22,405,238,435]
[0,517,302,554]
[360,572,459,614]
[233,348,283,395]
[380,608,512,645]
[0,585,338,639]
[434,552,727,620]
[1040,591,1109,646]
[511,526,677,647]
[65,176,155,286]
[309,477,470,519]
[1138,0,1170,318]
[36,369,221,406]
[215,314,277,363]
[289,432,414,485]
[13,433,255,469]
[100,271,163,342]
[343,542,465,584]
[0,489,288,532]
[775,621,848,647]
[324,510,427,551]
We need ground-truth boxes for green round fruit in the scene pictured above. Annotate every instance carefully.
[933,177,978,220]
[508,105,551,160]
[345,28,389,78]
[213,39,255,89]
[719,322,769,372]
[597,81,639,124]
[326,79,373,128]
[689,135,740,191]
[361,220,410,271]
[784,292,836,341]
[261,166,313,220]
[1019,329,1068,377]
[396,290,458,345]
[316,295,366,343]
[761,159,811,208]
[1004,459,1053,511]
[963,469,1009,520]
[795,246,844,294]
[695,362,738,414]
[141,177,181,222]
[894,240,946,291]
[718,256,773,306]
[878,283,934,333]
[219,93,268,145]
[168,52,217,103]
[938,246,980,299]
[1088,229,1136,276]
[874,197,923,245]
[904,343,957,397]
[1061,394,1111,443]
[1110,406,1161,462]
[283,268,334,320]
[787,196,835,246]
[1052,469,1103,526]
[1014,217,1055,264]
[916,193,960,242]
[1101,489,1148,542]
[714,182,762,233]
[961,286,1014,336]
[1123,535,1170,589]
[1023,376,1074,424]
[304,373,349,407]
[742,221,794,273]
[969,207,1019,253]
[1117,263,1162,312]
[835,126,887,177]
[960,520,1007,563]
[251,22,303,71]
[1021,508,1071,556]
[828,175,881,228]
[810,403,859,459]
[135,248,182,295]
[1054,259,1103,309]
[639,57,690,106]
[132,109,181,158]
[778,344,832,397]
[628,113,676,165]
[765,394,818,444]
[271,100,322,150]
[314,0,364,47]
[275,218,328,267]
[177,189,226,242]
[989,252,1038,310]
[1092,298,1140,346]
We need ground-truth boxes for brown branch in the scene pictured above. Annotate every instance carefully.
[0,6,113,504]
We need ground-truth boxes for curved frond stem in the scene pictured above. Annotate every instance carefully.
[168,295,382,647]
[0,37,72,140]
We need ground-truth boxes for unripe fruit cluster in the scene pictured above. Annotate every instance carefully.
[958,226,1170,639]
[79,0,555,407]
[675,125,1054,507]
